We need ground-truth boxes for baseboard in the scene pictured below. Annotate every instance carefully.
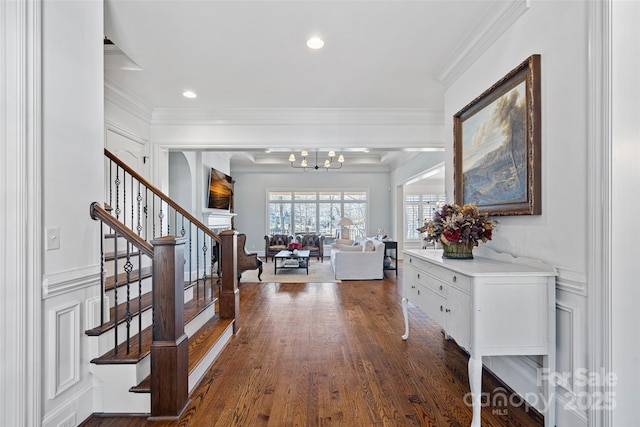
[41,383,93,427]
[486,356,587,427]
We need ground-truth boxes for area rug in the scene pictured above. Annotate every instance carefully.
[239,260,340,283]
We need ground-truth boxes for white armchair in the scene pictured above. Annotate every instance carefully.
[330,239,385,280]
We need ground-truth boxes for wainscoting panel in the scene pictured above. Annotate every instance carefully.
[483,268,588,427]
[556,301,581,394]
[554,287,589,426]
[47,301,81,399]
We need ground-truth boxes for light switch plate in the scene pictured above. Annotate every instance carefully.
[46,227,60,250]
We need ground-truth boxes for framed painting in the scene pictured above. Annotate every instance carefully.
[453,54,541,216]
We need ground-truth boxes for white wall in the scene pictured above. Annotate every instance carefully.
[40,1,105,426]
[390,151,446,253]
[169,152,194,211]
[232,171,391,254]
[443,1,589,425]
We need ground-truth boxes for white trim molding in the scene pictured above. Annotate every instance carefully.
[104,77,152,124]
[47,301,81,399]
[1,0,43,426]
[436,0,531,88]
[556,267,588,297]
[42,265,101,298]
[105,122,148,147]
[151,107,443,127]
[587,1,613,426]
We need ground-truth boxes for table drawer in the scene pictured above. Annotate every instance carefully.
[407,255,470,293]
[414,269,447,298]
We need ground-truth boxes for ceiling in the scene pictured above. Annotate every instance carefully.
[103,0,512,174]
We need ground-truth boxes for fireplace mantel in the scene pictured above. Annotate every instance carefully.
[204,210,236,231]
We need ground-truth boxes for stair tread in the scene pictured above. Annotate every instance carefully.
[105,266,153,291]
[90,279,219,363]
[129,315,233,393]
[85,293,153,337]
[104,250,142,262]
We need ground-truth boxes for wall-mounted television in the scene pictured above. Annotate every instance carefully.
[207,168,233,210]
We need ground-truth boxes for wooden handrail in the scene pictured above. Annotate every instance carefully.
[90,202,154,257]
[104,148,221,244]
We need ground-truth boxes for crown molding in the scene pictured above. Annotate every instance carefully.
[436,0,531,89]
[150,107,443,127]
[104,77,153,123]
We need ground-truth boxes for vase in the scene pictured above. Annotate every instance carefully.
[442,242,474,259]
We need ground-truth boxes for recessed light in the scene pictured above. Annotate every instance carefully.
[306,37,325,50]
[182,90,197,99]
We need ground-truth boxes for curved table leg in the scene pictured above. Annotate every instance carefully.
[401,297,409,340]
[468,356,483,427]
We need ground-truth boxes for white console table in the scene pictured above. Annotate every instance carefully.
[402,248,557,427]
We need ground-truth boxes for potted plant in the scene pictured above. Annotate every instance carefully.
[425,203,493,259]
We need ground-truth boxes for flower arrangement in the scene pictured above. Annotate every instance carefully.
[288,242,302,251]
[424,204,493,258]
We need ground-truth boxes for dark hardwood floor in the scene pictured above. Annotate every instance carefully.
[81,261,543,427]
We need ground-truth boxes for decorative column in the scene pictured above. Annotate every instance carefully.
[219,230,240,334]
[149,236,190,420]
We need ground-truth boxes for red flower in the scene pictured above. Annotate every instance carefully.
[443,229,461,243]
[288,242,301,250]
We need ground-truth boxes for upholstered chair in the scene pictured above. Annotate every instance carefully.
[237,233,262,281]
[263,234,294,262]
[295,234,325,262]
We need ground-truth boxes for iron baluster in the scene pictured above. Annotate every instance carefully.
[100,221,105,325]
[108,160,113,210]
[202,237,208,301]
[214,237,218,300]
[144,187,149,242]
[115,165,121,220]
[152,196,156,238]
[124,243,134,354]
[136,182,143,236]
[130,171,134,231]
[158,199,164,237]
[196,229,200,302]
[113,229,119,355]
[138,249,142,353]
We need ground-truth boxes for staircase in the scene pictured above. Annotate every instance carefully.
[86,149,240,419]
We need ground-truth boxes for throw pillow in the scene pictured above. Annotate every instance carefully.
[339,244,362,252]
[364,240,376,252]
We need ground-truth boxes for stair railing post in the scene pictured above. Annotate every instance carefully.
[149,235,190,420]
[219,230,240,334]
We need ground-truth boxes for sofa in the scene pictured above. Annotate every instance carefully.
[330,238,385,280]
[295,234,325,262]
[264,234,294,262]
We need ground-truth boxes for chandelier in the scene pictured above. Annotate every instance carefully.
[288,150,345,171]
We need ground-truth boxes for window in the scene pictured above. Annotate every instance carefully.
[268,189,368,238]
[405,193,446,240]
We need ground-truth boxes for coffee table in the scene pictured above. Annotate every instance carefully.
[274,250,310,275]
